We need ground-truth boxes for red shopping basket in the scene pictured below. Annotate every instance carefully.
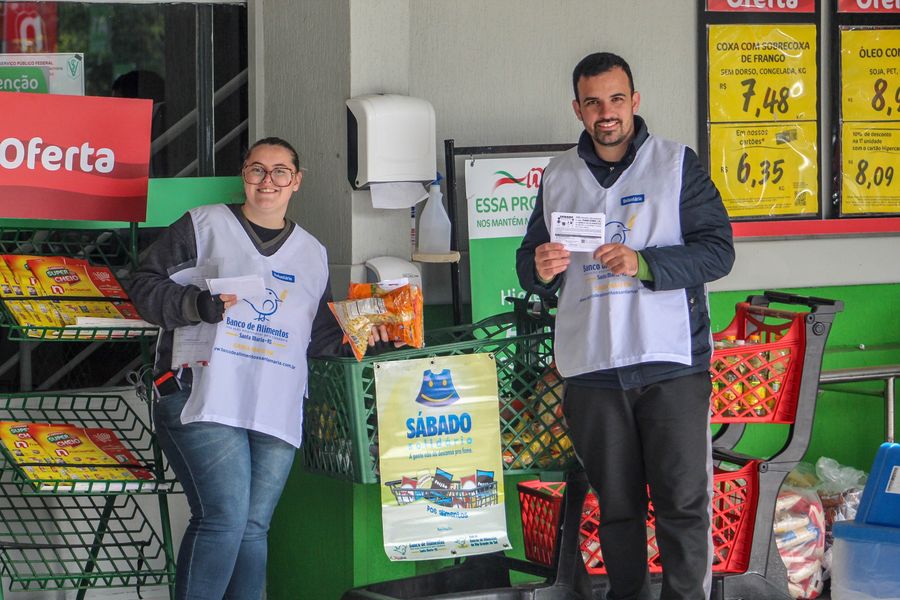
[710,302,807,424]
[517,460,760,575]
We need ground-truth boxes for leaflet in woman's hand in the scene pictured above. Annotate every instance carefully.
[205,275,266,300]
[550,212,606,252]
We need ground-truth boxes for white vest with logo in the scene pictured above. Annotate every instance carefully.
[542,136,691,378]
[180,204,328,447]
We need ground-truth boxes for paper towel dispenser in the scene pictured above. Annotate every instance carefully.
[346,94,436,190]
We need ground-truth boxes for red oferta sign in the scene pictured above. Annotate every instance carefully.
[0,91,151,221]
[707,0,816,11]
[838,0,900,11]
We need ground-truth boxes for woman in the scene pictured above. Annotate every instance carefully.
[131,137,381,599]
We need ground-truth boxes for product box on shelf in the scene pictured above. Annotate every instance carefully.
[0,252,156,340]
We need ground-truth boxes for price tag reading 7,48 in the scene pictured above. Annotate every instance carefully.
[710,122,818,218]
[841,28,900,123]
[708,24,817,123]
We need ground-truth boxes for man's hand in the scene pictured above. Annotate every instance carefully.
[594,243,638,276]
[535,242,570,283]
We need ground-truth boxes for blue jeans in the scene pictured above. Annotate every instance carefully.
[154,387,296,600]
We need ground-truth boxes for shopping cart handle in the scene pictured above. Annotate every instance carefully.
[712,446,761,468]
[505,294,556,326]
[748,290,843,312]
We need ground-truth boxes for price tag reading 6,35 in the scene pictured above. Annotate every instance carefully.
[841,28,900,123]
[710,122,818,218]
[708,24,817,123]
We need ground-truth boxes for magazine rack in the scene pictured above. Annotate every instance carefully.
[0,226,176,599]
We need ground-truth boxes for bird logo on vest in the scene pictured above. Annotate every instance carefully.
[415,369,460,407]
[606,214,637,244]
[244,288,286,322]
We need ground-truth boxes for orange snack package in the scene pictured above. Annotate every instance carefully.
[347,281,424,350]
[329,283,424,361]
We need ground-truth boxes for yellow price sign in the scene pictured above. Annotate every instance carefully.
[710,122,818,218]
[841,123,900,214]
[841,28,900,122]
[708,24,817,123]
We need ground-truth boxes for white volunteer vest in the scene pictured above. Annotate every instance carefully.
[542,136,692,377]
[180,204,328,447]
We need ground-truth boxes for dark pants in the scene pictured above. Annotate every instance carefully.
[562,372,713,600]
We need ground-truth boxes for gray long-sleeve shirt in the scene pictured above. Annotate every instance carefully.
[128,204,346,375]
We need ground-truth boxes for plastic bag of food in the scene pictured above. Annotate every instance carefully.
[329,283,423,361]
[814,456,867,582]
[347,280,423,350]
[776,474,826,599]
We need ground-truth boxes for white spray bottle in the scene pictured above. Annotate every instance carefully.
[417,173,451,254]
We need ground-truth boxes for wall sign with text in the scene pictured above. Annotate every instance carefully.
[707,23,819,218]
[376,354,509,562]
[0,91,151,222]
[839,27,900,215]
[707,0,816,12]
[710,122,817,217]
[465,156,551,322]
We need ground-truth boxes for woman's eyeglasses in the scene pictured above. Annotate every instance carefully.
[242,165,295,187]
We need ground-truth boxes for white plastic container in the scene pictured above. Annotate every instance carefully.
[417,181,451,254]
[832,520,900,600]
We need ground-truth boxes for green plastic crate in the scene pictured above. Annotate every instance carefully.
[301,312,575,484]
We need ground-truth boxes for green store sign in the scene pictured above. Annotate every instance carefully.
[0,67,48,94]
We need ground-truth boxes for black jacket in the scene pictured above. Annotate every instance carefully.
[516,117,735,389]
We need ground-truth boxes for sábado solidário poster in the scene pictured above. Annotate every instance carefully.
[376,354,509,561]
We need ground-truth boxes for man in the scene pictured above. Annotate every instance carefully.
[517,52,735,600]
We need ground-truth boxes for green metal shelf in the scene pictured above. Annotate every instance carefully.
[0,225,176,599]
[0,227,133,270]
[0,307,158,343]
[0,484,173,593]
[0,393,178,495]
[0,392,178,597]
[0,226,158,343]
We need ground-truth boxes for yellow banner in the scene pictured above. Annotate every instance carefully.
[841,28,900,123]
[375,354,509,561]
[841,123,900,214]
[710,122,818,218]
[708,24,817,123]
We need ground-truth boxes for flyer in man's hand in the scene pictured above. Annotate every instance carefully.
[550,212,606,252]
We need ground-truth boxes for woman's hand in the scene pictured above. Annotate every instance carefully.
[220,293,238,310]
[368,324,406,348]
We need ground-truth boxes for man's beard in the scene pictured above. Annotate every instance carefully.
[590,121,628,147]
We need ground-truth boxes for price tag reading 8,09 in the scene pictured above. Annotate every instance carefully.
[708,24,817,123]
[841,28,900,123]
[842,123,900,215]
[710,122,818,218]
